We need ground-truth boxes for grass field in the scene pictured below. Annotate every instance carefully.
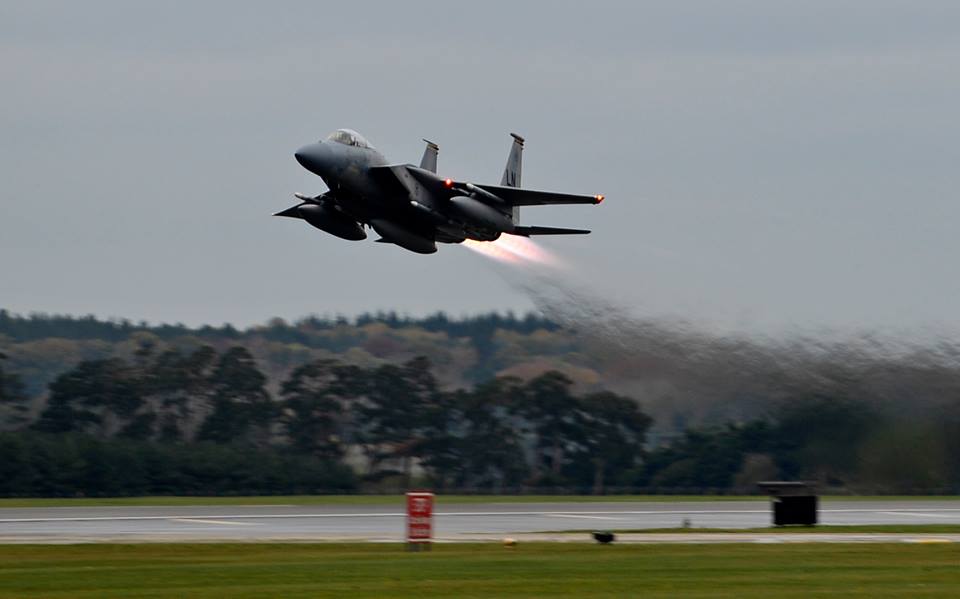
[0,543,957,598]
[0,494,956,508]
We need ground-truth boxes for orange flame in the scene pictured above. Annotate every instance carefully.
[462,235,562,268]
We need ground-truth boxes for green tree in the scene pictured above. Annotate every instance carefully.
[575,391,652,494]
[516,371,582,484]
[772,395,877,484]
[352,357,442,486]
[280,359,345,460]
[197,347,274,445]
[142,346,217,441]
[0,352,30,427]
[442,377,528,491]
[34,359,142,436]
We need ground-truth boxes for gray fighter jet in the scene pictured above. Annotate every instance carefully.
[276,129,604,254]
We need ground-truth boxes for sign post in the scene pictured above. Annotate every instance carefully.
[405,491,434,550]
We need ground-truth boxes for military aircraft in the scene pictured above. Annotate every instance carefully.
[276,129,604,254]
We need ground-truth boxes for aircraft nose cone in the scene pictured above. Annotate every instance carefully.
[294,142,330,175]
[294,144,314,168]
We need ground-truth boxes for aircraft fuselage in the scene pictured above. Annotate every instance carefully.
[279,128,601,254]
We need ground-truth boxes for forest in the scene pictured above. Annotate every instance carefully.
[2,310,960,496]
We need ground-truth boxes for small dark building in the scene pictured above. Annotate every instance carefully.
[758,481,818,526]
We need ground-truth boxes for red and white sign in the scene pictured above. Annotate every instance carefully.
[406,491,434,543]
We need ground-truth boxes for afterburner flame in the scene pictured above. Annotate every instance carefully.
[462,235,562,268]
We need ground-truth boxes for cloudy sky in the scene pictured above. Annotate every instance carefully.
[3,1,960,332]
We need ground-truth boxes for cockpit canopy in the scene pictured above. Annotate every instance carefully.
[325,129,372,149]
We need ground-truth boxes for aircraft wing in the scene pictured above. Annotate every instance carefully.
[393,165,605,207]
[474,184,604,206]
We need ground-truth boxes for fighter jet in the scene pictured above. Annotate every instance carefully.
[276,129,604,254]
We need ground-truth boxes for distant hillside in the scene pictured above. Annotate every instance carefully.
[5,308,960,441]
[0,309,574,397]
[0,309,557,345]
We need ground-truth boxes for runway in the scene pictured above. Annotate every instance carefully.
[2,499,959,543]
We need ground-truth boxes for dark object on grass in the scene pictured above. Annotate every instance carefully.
[593,531,615,544]
[758,481,818,526]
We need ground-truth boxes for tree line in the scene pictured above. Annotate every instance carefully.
[0,347,649,495]
[3,344,959,497]
[0,309,562,398]
[0,309,553,347]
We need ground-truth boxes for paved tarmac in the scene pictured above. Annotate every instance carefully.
[1,499,959,543]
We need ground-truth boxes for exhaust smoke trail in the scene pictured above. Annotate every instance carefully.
[457,229,960,433]
[491,268,960,435]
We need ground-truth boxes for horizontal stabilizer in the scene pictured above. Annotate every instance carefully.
[511,225,591,236]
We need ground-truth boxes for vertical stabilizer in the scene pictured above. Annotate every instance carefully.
[420,139,439,173]
[502,133,524,223]
[501,133,524,187]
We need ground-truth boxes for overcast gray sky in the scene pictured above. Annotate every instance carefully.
[3,1,960,332]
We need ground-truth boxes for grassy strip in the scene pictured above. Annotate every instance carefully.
[0,542,957,598]
[0,494,957,508]
[540,524,960,534]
